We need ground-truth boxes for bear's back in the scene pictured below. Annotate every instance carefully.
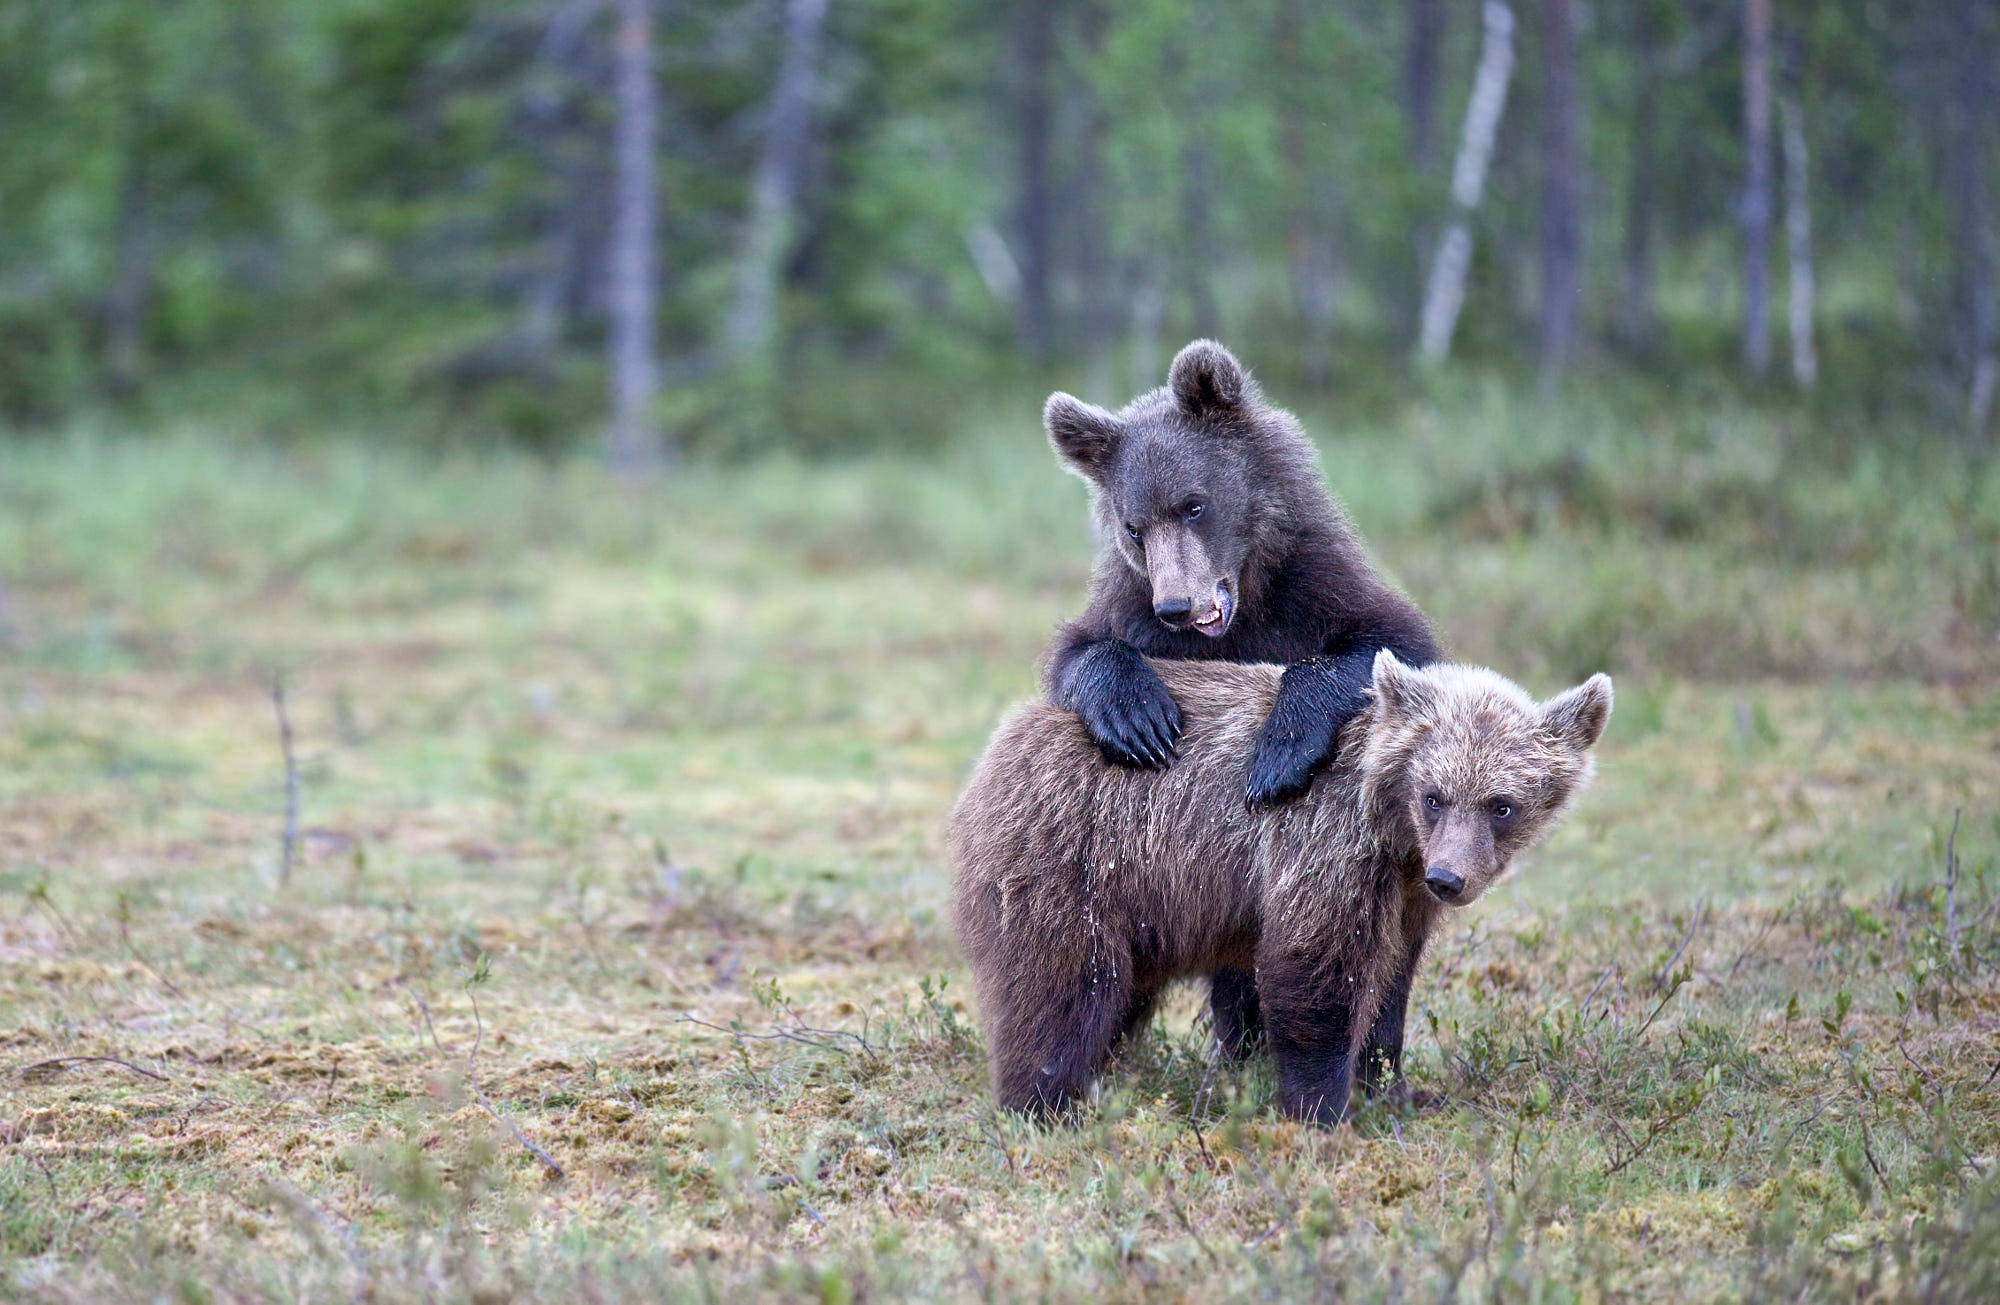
[950,662,1300,973]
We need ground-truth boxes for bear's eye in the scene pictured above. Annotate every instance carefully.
[1125,524,1142,544]
[1491,800,1515,821]
[1184,499,1205,520]
[1423,792,1442,812]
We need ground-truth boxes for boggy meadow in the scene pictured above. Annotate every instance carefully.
[951,651,1613,1124]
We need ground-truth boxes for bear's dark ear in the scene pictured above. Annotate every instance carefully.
[1044,393,1125,481]
[1540,674,1614,752]
[1371,649,1435,722]
[1169,339,1247,418]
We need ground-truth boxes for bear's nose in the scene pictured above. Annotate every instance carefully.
[1154,597,1194,625]
[1425,865,1464,903]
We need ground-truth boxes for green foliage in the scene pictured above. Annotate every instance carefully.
[0,0,1991,445]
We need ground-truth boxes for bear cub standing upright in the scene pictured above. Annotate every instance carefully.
[1041,339,1436,807]
[951,652,1612,1124]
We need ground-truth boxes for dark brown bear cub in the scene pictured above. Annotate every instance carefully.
[950,652,1612,1124]
[1041,339,1436,807]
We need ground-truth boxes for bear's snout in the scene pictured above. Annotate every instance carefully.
[1154,597,1195,626]
[1424,864,1465,902]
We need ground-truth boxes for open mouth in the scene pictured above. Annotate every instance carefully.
[1191,582,1234,638]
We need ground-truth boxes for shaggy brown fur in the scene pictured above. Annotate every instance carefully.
[950,652,1612,1124]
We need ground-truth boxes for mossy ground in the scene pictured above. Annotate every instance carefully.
[0,406,1996,1301]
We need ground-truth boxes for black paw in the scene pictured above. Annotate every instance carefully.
[1085,687,1183,769]
[1244,733,1329,807]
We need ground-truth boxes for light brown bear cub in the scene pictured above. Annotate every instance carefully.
[950,651,1611,1124]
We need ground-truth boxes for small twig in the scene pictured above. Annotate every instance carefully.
[1604,1099,1700,1176]
[464,981,564,1179]
[1726,907,1785,978]
[1782,1097,1829,1151]
[1896,1025,1940,1094]
[24,881,82,949]
[675,1014,878,1062]
[1655,900,1704,991]
[1944,809,1961,951]
[403,984,447,1056]
[1859,1119,1886,1182]
[1979,1057,2000,1093]
[273,673,301,887]
[19,1055,169,1083]
[1580,965,1616,1014]
[797,1199,827,1228]
[1632,971,1689,1041]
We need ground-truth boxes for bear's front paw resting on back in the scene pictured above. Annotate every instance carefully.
[1080,680,1183,769]
[1244,717,1335,806]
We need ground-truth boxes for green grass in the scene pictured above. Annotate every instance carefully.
[0,399,1996,1301]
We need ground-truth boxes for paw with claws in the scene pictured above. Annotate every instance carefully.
[1082,680,1183,768]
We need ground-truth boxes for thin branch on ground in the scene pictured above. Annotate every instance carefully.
[463,980,564,1180]
[675,1013,879,1062]
[20,1055,169,1083]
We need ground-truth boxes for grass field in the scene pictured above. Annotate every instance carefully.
[1,397,1998,1301]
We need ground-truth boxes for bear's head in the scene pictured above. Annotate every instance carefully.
[1043,340,1314,639]
[1360,651,1613,907]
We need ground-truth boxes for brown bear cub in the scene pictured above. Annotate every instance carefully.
[1041,339,1436,808]
[951,652,1611,1124]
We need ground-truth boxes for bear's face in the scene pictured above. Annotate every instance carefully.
[1363,653,1614,908]
[1043,341,1263,638]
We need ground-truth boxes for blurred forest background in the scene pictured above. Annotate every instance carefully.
[4,4,2000,1298]
[1,0,1996,456]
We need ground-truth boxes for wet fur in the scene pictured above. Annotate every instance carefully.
[950,656,1609,1124]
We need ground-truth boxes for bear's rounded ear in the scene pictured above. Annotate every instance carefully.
[1169,339,1247,418]
[1370,649,1433,721]
[1044,392,1124,481]
[1540,674,1614,751]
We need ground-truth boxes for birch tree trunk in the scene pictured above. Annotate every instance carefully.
[606,0,660,474]
[723,0,828,365]
[1945,0,1995,435]
[1537,0,1582,389]
[1416,1,1515,367]
[1741,0,1773,379]
[1779,95,1816,389]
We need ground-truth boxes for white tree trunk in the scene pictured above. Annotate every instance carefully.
[607,0,659,474]
[724,0,829,364]
[1416,1,1515,366]
[1779,95,1816,389]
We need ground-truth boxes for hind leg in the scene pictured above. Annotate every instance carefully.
[1209,966,1264,1060]
[1115,985,1163,1046]
[991,964,1133,1122]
